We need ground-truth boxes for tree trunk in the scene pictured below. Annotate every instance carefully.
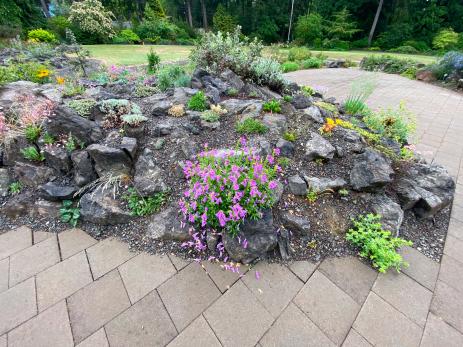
[186,0,193,27]
[200,0,208,30]
[368,0,384,47]
[287,0,295,42]
[40,0,50,18]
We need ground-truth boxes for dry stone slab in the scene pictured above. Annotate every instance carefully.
[439,255,463,293]
[421,313,463,347]
[0,258,8,293]
[0,227,31,260]
[204,281,273,347]
[57,228,97,260]
[167,315,221,347]
[7,301,73,347]
[67,270,131,344]
[342,329,372,347]
[0,277,36,335]
[158,262,221,331]
[288,260,319,282]
[105,291,177,347]
[430,280,463,333]
[399,246,439,291]
[36,251,92,312]
[259,303,335,347]
[76,329,109,347]
[293,270,360,344]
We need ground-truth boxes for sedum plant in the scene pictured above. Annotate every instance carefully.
[187,91,208,111]
[263,99,281,113]
[67,99,97,117]
[179,140,281,237]
[346,214,412,273]
[121,114,148,127]
[236,118,268,134]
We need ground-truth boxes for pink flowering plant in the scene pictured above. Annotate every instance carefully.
[179,138,281,238]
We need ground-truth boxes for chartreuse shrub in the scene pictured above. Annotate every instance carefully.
[287,47,312,62]
[179,141,280,237]
[346,214,412,273]
[236,118,268,134]
[187,91,208,111]
[27,29,57,43]
[263,99,281,113]
[113,29,140,44]
[60,200,80,227]
[281,61,299,73]
[123,188,167,216]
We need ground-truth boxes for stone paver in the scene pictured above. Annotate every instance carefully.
[118,252,176,303]
[9,237,60,286]
[399,246,440,291]
[0,277,36,335]
[33,231,53,244]
[444,235,463,264]
[319,256,377,304]
[76,329,109,347]
[203,261,248,293]
[36,251,93,311]
[372,272,432,327]
[0,335,5,347]
[105,290,177,347]
[0,258,8,293]
[353,292,422,347]
[294,270,360,345]
[158,262,221,332]
[67,270,131,343]
[58,229,97,260]
[431,280,463,333]
[0,226,31,260]
[168,254,191,271]
[260,303,335,347]
[242,263,303,318]
[7,301,73,347]
[448,218,463,241]
[439,254,463,292]
[288,260,319,282]
[86,237,136,279]
[342,329,371,347]
[421,313,463,347]
[204,280,273,347]
[167,315,221,347]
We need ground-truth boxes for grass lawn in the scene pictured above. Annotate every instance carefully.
[84,44,193,65]
[85,44,437,66]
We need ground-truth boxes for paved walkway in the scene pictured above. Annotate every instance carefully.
[1,69,463,346]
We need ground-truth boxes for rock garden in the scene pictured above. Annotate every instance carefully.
[0,28,456,273]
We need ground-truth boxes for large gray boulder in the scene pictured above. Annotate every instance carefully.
[46,106,103,145]
[148,207,190,241]
[369,194,404,235]
[303,176,347,193]
[0,168,10,197]
[288,175,307,196]
[44,146,72,174]
[39,182,78,201]
[350,148,393,191]
[133,149,167,196]
[2,134,29,166]
[14,163,54,187]
[222,209,277,264]
[291,94,313,109]
[394,163,455,218]
[305,131,335,160]
[71,150,97,187]
[303,106,323,123]
[262,114,287,134]
[87,144,132,177]
[80,187,133,225]
[281,212,311,237]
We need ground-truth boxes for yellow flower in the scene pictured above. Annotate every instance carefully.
[36,69,50,79]
[56,76,65,85]
[321,117,337,133]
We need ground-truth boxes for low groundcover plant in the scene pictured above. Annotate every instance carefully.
[179,138,281,238]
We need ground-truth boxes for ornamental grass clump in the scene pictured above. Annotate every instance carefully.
[179,140,281,237]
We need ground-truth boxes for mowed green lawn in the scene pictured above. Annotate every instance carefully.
[85,44,437,66]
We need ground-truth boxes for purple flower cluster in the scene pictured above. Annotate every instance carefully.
[179,139,281,237]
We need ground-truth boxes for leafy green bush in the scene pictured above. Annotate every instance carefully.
[363,102,416,144]
[429,51,463,80]
[346,214,412,273]
[433,28,459,51]
[136,19,188,43]
[287,47,312,62]
[67,99,97,117]
[283,131,297,142]
[388,45,418,54]
[0,62,52,85]
[302,57,324,69]
[400,66,418,79]
[147,49,160,73]
[236,118,268,134]
[113,29,140,44]
[263,99,281,113]
[281,61,299,73]
[360,55,420,75]
[294,13,323,46]
[21,146,44,161]
[156,66,190,91]
[123,188,167,216]
[60,200,80,227]
[283,95,293,102]
[187,91,208,111]
[28,29,57,43]
[402,40,430,52]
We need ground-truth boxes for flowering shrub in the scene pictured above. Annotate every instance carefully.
[179,140,281,237]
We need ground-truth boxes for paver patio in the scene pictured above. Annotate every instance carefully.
[1,69,463,346]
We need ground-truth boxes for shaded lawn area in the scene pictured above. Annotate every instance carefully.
[85,44,437,66]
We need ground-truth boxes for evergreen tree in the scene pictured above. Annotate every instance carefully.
[213,4,236,33]
[144,0,166,20]
[326,8,360,41]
